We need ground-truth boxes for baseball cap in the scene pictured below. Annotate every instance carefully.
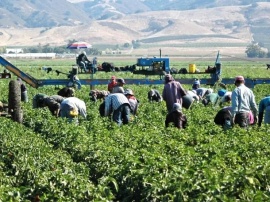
[235,76,245,82]
[218,89,227,97]
[173,103,182,112]
[117,78,125,84]
[193,80,200,85]
[124,89,134,96]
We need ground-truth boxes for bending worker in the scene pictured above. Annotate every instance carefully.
[33,94,64,117]
[258,95,270,127]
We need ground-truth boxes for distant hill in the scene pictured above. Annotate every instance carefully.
[0,0,269,56]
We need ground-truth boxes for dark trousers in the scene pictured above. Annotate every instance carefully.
[235,112,249,128]
[112,104,130,125]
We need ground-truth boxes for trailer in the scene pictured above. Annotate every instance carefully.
[0,54,269,89]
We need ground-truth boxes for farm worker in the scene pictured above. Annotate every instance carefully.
[112,78,125,94]
[107,76,117,93]
[89,90,109,102]
[17,78,28,102]
[231,76,258,128]
[214,106,233,130]
[67,66,82,90]
[148,89,163,102]
[43,95,64,117]
[33,94,64,117]
[124,89,139,116]
[60,97,87,123]
[214,106,255,130]
[186,90,200,103]
[195,87,213,99]
[218,89,232,106]
[192,79,200,90]
[165,103,187,129]
[202,93,219,106]
[258,95,270,126]
[32,93,48,108]
[77,51,91,72]
[92,56,98,73]
[57,87,75,98]
[101,93,131,126]
[162,74,187,112]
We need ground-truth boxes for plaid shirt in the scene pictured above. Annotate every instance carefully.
[104,93,130,116]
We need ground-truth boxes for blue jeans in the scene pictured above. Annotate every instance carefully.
[79,61,87,72]
[112,104,130,126]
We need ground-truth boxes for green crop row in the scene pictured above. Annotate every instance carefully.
[0,60,270,201]
[0,118,115,201]
[18,81,270,201]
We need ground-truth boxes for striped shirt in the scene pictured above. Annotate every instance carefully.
[104,93,130,116]
[231,84,258,117]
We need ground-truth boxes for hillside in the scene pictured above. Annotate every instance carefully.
[0,0,270,56]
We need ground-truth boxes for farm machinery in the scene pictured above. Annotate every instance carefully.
[0,78,23,123]
[0,53,270,91]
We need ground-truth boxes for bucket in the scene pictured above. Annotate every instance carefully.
[189,64,196,73]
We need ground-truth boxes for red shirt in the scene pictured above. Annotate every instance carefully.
[108,81,117,93]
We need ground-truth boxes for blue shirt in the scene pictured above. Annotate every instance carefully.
[231,84,258,117]
[259,96,270,113]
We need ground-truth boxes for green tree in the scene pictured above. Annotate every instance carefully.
[245,43,266,58]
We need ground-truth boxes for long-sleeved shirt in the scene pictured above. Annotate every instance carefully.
[148,89,162,102]
[127,96,139,115]
[112,86,125,94]
[108,81,117,93]
[231,84,258,117]
[165,111,187,129]
[162,81,186,112]
[220,91,232,103]
[104,93,130,116]
[258,96,270,113]
[44,95,64,114]
[195,88,213,98]
[60,97,87,118]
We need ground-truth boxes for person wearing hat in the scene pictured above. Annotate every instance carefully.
[258,95,270,127]
[112,78,125,94]
[165,103,187,129]
[195,87,213,99]
[162,74,187,112]
[186,90,200,103]
[231,76,258,128]
[218,89,232,106]
[92,56,98,73]
[77,51,91,73]
[202,92,219,106]
[148,89,163,102]
[124,89,139,115]
[100,93,131,126]
[214,106,255,130]
[60,96,87,123]
[107,76,117,93]
[192,79,200,90]
[33,94,64,117]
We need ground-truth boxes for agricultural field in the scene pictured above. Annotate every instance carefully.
[0,57,270,201]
